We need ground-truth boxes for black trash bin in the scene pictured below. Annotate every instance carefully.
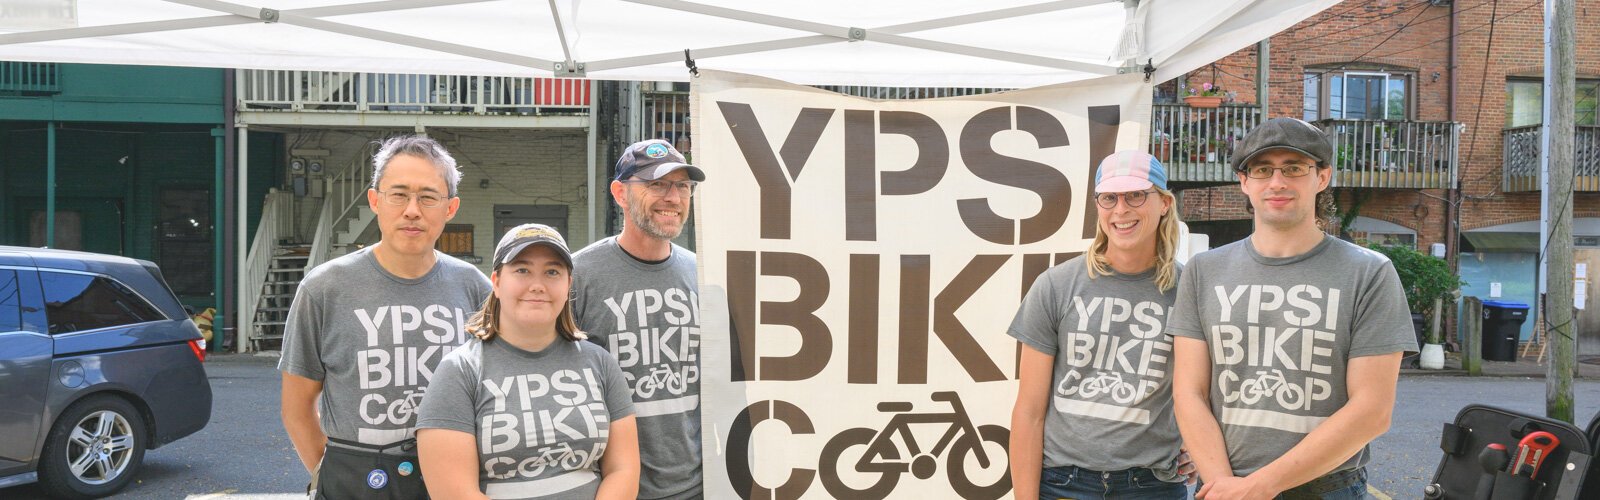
[1480,300,1530,362]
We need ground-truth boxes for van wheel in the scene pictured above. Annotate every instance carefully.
[38,395,147,499]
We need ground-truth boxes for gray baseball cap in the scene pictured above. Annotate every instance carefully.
[1230,117,1334,172]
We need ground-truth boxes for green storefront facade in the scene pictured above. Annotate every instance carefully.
[1,62,281,343]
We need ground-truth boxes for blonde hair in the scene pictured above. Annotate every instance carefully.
[465,266,585,343]
[1085,188,1182,293]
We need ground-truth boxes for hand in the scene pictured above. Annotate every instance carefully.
[1176,449,1197,485]
[1195,475,1277,500]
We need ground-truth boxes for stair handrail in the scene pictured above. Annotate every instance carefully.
[306,185,338,271]
[241,190,289,352]
[307,145,377,270]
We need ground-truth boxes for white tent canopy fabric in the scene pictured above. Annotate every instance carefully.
[1,0,1337,87]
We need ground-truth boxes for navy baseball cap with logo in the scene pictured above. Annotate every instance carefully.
[614,139,706,182]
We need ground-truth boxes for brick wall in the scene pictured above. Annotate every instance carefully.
[1179,0,1600,247]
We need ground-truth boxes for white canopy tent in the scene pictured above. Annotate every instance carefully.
[1,0,1336,87]
[0,0,1336,350]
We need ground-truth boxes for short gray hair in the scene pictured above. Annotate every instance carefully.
[370,134,462,197]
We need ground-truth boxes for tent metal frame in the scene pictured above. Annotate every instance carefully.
[2,0,1125,77]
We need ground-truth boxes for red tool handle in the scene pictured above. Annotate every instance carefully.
[1516,431,1560,478]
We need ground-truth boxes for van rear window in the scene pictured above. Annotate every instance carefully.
[40,272,165,334]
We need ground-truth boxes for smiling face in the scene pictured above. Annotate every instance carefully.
[615,169,692,241]
[367,154,459,257]
[490,244,571,333]
[1096,188,1172,259]
[1237,148,1331,231]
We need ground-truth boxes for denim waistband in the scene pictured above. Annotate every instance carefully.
[1046,464,1169,486]
[1285,467,1366,495]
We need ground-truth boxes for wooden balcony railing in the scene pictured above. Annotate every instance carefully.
[1502,125,1600,192]
[1151,103,1263,183]
[1152,107,1460,189]
[237,70,590,114]
[1319,119,1461,189]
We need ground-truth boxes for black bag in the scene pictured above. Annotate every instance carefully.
[1426,404,1591,500]
[314,438,430,500]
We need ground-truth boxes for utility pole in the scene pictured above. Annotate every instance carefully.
[1544,0,1576,423]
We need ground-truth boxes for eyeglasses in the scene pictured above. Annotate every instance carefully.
[1094,189,1157,209]
[376,189,448,208]
[1243,163,1316,179]
[621,179,699,197]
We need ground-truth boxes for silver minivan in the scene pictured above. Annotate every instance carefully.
[0,247,212,499]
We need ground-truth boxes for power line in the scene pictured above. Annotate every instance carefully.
[1275,0,1385,40]
[1274,0,1438,51]
[1461,0,1511,193]
[1275,0,1493,52]
[1206,2,1433,89]
[1209,0,1539,88]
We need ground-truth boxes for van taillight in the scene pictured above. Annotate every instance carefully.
[188,339,207,362]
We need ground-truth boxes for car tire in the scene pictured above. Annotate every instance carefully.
[37,395,147,500]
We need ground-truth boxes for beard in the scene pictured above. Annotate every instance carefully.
[627,192,684,240]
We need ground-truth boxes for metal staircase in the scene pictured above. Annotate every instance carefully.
[249,246,309,350]
[240,146,379,352]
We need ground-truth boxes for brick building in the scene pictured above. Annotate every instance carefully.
[1169,0,1600,347]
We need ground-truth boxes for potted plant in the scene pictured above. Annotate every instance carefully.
[1183,82,1227,108]
[1367,243,1466,369]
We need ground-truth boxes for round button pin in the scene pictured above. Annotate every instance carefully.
[398,461,415,477]
[367,468,388,489]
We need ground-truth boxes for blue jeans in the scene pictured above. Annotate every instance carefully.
[1277,467,1370,500]
[1039,465,1188,500]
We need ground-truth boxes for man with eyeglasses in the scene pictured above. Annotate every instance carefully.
[280,134,492,499]
[1168,117,1415,500]
[572,138,707,500]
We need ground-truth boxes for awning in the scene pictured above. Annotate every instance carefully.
[1,0,1337,87]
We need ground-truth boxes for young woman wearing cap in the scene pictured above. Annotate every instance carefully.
[415,224,640,500]
[1007,151,1192,499]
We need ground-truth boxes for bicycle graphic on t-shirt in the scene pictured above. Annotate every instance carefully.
[1237,369,1305,408]
[526,442,592,475]
[386,388,426,423]
[818,391,1010,500]
[1075,372,1139,404]
[631,364,687,398]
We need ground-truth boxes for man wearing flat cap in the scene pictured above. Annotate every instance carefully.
[1168,118,1416,499]
[572,139,707,499]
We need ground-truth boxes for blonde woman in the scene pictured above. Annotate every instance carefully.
[416,224,639,500]
[1008,151,1191,499]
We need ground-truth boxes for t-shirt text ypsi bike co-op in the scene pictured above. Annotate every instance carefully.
[279,247,493,445]
[416,338,634,499]
[1007,257,1185,480]
[571,236,702,499]
[1168,236,1416,476]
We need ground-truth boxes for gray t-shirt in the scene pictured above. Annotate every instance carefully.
[570,236,701,500]
[1167,235,1416,477]
[1007,256,1185,481]
[278,247,492,445]
[415,338,635,500]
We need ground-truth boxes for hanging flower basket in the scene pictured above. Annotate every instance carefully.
[1184,95,1223,108]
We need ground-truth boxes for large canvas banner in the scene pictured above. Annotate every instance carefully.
[692,70,1151,499]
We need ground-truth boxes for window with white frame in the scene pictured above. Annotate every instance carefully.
[1303,69,1412,121]
[1505,79,1600,128]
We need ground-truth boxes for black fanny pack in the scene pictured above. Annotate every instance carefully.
[315,437,430,500]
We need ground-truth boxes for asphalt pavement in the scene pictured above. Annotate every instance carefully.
[6,355,1600,499]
